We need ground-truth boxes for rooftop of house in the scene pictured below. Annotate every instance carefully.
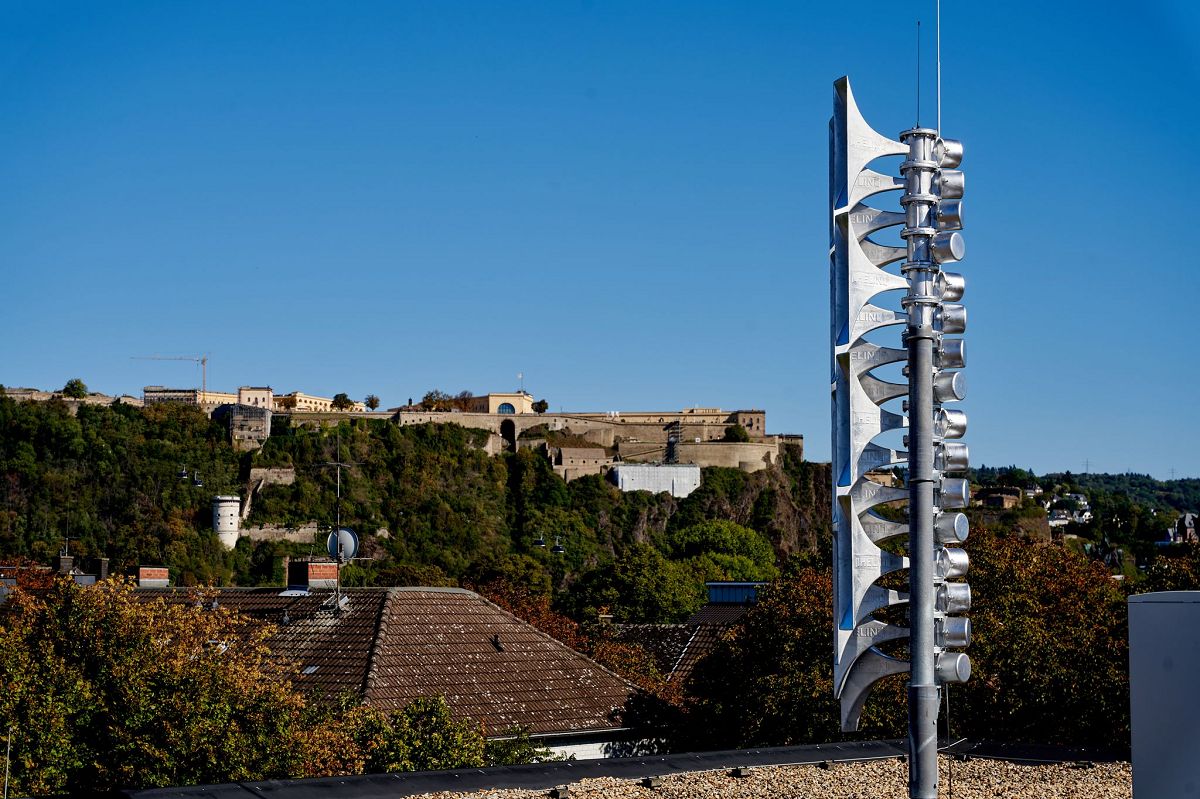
[557,447,611,459]
[611,590,758,685]
[135,586,635,738]
[610,623,694,676]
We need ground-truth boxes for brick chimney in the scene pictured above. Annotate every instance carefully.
[137,566,169,588]
[286,560,338,591]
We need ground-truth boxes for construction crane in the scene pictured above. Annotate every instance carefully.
[132,354,210,395]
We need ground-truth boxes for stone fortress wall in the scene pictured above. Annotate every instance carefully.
[388,403,796,477]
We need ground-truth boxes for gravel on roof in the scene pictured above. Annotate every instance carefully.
[402,756,1131,799]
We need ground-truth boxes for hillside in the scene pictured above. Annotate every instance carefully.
[0,395,823,620]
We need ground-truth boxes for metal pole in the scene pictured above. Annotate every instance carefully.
[901,126,940,799]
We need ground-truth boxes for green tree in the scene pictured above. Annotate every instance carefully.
[532,399,549,414]
[331,393,354,411]
[364,395,381,411]
[667,520,778,581]
[327,698,486,774]
[722,424,750,442]
[566,543,702,623]
[61,378,88,399]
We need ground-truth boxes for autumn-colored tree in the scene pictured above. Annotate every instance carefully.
[681,526,1131,752]
[364,394,381,410]
[0,579,516,795]
[680,564,906,751]
[476,579,587,648]
[1141,543,1200,592]
[955,526,1129,748]
[0,558,57,590]
[419,390,454,411]
[0,579,307,795]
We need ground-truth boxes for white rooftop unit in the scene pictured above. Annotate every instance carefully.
[610,463,701,498]
[1129,591,1200,798]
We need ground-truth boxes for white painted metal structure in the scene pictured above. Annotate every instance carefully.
[611,463,702,498]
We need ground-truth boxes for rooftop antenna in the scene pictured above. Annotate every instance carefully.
[518,372,524,393]
[317,429,359,530]
[318,428,360,614]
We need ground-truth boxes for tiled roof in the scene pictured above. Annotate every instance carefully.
[612,615,740,686]
[671,623,729,684]
[684,603,753,626]
[557,447,608,458]
[368,588,632,737]
[611,624,695,675]
[136,588,387,700]
[134,587,634,738]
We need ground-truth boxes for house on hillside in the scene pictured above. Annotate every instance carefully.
[135,583,637,758]
[552,447,614,481]
[1173,513,1197,543]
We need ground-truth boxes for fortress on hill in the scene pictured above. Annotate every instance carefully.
[132,385,802,479]
[391,391,796,479]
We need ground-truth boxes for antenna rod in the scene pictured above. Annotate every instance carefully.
[936,0,942,134]
[916,20,921,126]
[335,429,342,531]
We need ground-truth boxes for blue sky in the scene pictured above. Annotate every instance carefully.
[1,1,1197,478]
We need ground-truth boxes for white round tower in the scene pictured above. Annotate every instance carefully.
[212,495,241,549]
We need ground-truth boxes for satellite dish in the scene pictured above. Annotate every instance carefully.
[326,527,359,563]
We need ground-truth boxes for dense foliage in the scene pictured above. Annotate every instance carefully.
[953,526,1129,747]
[0,395,816,624]
[0,579,544,796]
[0,397,241,583]
[682,524,1132,751]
